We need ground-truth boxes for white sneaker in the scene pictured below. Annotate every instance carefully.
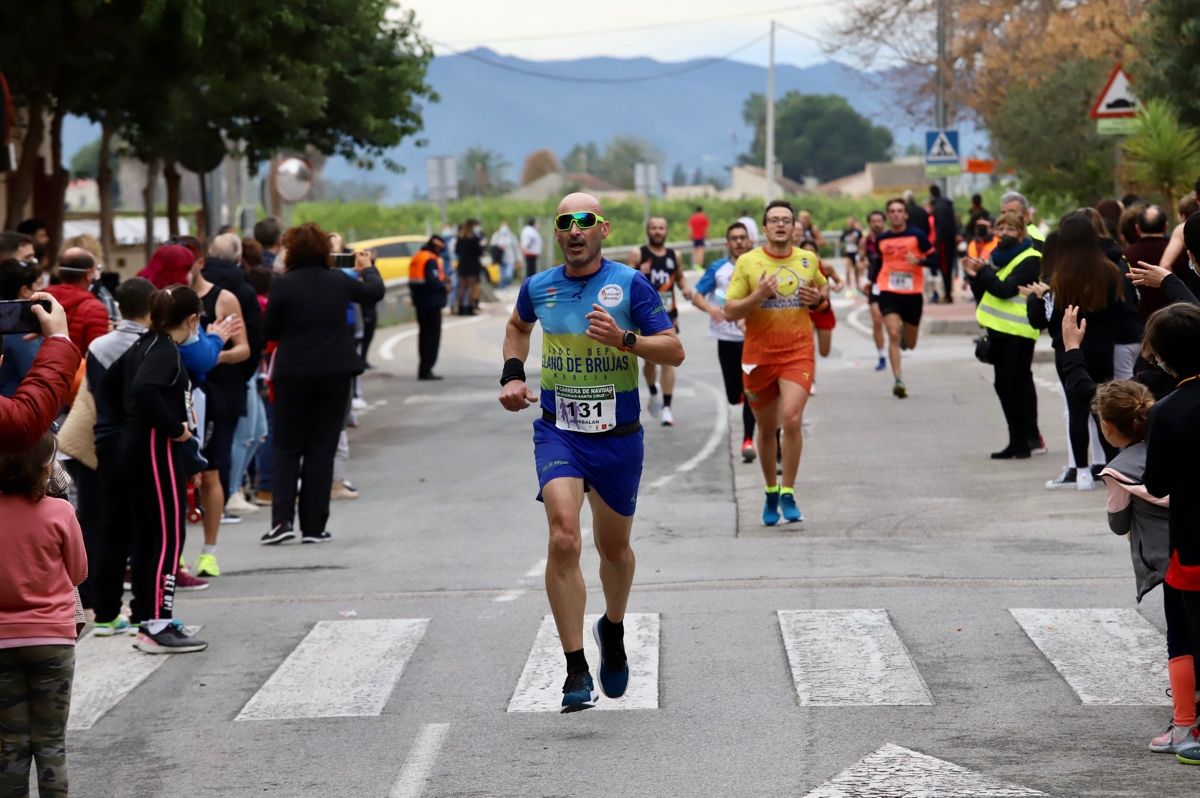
[1076,470,1097,491]
[351,397,368,411]
[661,406,675,427]
[646,394,662,419]
[219,513,242,525]
[1150,723,1199,753]
[225,491,259,515]
[1044,467,1077,490]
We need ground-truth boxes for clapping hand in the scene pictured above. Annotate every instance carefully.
[210,315,243,344]
[1018,281,1050,299]
[1129,260,1170,288]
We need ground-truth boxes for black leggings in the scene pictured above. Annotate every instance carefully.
[717,339,755,442]
[989,332,1039,450]
[123,427,186,624]
[272,375,353,534]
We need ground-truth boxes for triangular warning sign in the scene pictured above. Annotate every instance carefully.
[927,131,958,163]
[1090,64,1140,119]
[803,744,1048,797]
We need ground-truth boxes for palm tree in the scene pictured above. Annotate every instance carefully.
[1123,99,1200,210]
[460,147,512,197]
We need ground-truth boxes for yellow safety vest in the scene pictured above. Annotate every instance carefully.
[976,247,1040,340]
[1026,223,1045,243]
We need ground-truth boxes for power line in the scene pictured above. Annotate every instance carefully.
[428,33,771,84]
[438,1,840,45]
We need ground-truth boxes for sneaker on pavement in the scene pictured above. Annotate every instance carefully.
[892,379,907,399]
[351,396,368,411]
[1076,470,1097,491]
[1178,743,1200,765]
[646,394,662,419]
[762,490,781,526]
[779,490,803,523]
[260,523,295,546]
[225,491,259,515]
[741,438,757,463]
[302,530,334,544]
[874,356,887,372]
[331,481,360,500]
[253,490,273,507]
[592,616,629,699]
[175,570,209,591]
[134,620,208,655]
[561,670,599,713]
[660,406,675,427]
[1151,723,1199,753]
[195,553,220,577]
[219,513,242,525]
[1029,436,1048,456]
[1045,467,1077,490]
[92,616,133,637]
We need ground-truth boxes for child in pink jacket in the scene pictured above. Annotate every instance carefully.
[0,430,87,797]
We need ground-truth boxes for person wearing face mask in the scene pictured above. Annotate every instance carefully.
[967,218,998,262]
[964,210,1044,460]
[107,286,209,653]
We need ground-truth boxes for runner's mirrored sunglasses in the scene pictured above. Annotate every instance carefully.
[555,212,607,231]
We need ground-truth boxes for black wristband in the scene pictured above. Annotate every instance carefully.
[500,358,526,386]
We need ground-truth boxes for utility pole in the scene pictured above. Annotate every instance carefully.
[765,19,776,204]
[935,0,948,193]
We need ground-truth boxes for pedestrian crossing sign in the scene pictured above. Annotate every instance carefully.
[924,130,959,164]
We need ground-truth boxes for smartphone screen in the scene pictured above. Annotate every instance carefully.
[332,253,356,270]
[0,300,48,335]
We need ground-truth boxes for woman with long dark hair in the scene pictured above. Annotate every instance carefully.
[113,286,209,653]
[260,223,383,545]
[454,218,483,315]
[1022,212,1128,489]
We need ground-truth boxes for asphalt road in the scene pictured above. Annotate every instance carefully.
[65,290,1197,797]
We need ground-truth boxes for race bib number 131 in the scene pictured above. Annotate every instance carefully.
[555,383,617,433]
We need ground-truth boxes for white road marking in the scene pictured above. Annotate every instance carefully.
[492,558,547,604]
[803,743,1047,797]
[236,619,429,720]
[379,315,486,361]
[388,722,450,798]
[1010,608,1170,705]
[523,558,548,578]
[493,589,525,603]
[508,613,659,712]
[68,626,203,731]
[1035,377,1063,394]
[778,609,933,706]
[647,378,727,490]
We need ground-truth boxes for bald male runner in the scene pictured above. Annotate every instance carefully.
[500,193,684,712]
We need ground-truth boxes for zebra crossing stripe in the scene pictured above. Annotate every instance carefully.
[507,613,659,712]
[236,619,429,721]
[778,610,933,706]
[68,626,202,731]
[803,743,1047,797]
[1010,608,1169,705]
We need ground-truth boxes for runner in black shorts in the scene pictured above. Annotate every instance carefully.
[630,217,692,427]
[874,198,934,398]
[861,210,887,370]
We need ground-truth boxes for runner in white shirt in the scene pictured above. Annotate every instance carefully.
[692,221,757,461]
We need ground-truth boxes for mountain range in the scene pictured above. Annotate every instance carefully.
[63,48,984,204]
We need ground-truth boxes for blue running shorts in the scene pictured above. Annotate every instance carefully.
[532,418,644,517]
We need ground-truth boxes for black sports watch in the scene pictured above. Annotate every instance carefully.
[621,330,637,352]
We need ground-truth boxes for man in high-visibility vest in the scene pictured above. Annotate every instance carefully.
[964,210,1044,459]
[1001,190,1045,252]
[408,235,448,380]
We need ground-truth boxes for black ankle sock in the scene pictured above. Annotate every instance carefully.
[663,393,672,408]
[565,648,589,674]
[601,613,624,638]
[648,384,658,396]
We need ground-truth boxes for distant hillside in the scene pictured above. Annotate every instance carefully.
[63,49,983,205]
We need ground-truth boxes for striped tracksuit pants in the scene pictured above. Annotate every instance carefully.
[124,427,186,624]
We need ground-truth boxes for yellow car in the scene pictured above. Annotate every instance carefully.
[350,234,501,285]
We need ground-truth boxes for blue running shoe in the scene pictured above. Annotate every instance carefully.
[561,670,599,713]
[780,490,803,523]
[593,616,629,698]
[875,356,887,371]
[763,490,781,526]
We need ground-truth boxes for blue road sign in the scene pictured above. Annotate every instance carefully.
[925,130,960,164]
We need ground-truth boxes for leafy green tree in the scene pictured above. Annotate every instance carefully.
[987,59,1116,206]
[1130,0,1200,129]
[1123,99,1200,210]
[563,142,600,174]
[460,147,512,196]
[740,92,893,183]
[592,135,662,189]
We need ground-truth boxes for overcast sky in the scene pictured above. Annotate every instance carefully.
[399,0,851,68]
